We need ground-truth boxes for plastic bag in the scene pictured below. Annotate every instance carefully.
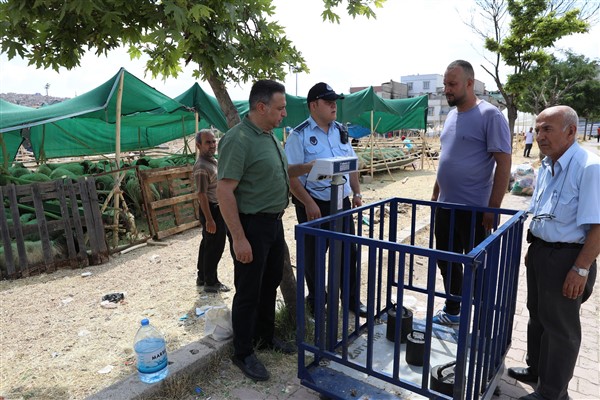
[204,305,233,341]
[511,163,536,196]
[514,164,534,176]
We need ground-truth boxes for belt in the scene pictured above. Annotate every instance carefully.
[527,230,583,249]
[241,211,285,220]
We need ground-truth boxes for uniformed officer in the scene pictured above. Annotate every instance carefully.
[284,82,367,318]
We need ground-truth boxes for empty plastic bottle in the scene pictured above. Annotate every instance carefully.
[133,318,168,383]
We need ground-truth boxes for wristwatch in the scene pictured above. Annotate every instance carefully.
[353,193,363,199]
[571,265,589,277]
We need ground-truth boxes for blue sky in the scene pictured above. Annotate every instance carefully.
[1,0,598,100]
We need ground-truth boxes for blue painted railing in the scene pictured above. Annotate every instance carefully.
[295,198,527,400]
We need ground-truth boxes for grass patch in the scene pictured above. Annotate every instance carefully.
[141,347,230,400]
[143,303,306,400]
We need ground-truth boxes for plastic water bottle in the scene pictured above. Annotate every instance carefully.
[134,318,169,383]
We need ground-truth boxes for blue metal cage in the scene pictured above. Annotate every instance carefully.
[295,197,527,400]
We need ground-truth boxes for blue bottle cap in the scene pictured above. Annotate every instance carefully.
[141,318,149,326]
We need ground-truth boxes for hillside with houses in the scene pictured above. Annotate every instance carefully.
[1,92,69,108]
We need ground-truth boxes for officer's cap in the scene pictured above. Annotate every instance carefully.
[307,82,345,103]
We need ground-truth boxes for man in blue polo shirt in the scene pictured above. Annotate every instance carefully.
[431,60,512,325]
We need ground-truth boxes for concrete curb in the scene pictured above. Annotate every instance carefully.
[86,337,233,400]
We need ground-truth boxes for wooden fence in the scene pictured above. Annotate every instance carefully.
[0,177,108,279]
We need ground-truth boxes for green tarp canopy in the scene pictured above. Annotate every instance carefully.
[175,83,246,134]
[0,68,200,165]
[175,85,427,138]
[338,88,428,133]
[1,76,428,165]
[176,83,305,141]
[0,100,32,163]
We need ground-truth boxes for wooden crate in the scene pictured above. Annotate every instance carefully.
[0,177,109,279]
[138,165,200,240]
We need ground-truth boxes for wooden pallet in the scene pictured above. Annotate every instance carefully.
[0,177,108,279]
[138,165,200,240]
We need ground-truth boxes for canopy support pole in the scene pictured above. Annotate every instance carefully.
[182,116,192,155]
[0,134,8,170]
[421,130,436,170]
[370,111,374,178]
[195,112,200,159]
[371,117,393,180]
[112,70,125,249]
[39,125,47,164]
[420,130,425,169]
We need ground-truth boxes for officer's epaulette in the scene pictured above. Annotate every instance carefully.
[292,120,309,133]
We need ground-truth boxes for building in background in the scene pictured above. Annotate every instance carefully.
[350,80,408,99]
[401,73,503,134]
[350,74,505,135]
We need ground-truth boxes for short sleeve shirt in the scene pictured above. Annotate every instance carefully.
[436,100,512,206]
[525,130,534,144]
[529,142,600,243]
[193,155,218,204]
[285,117,356,201]
[217,116,289,214]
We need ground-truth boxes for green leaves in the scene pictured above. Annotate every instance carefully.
[0,0,384,129]
[321,0,381,22]
[189,4,212,22]
[484,0,591,99]
[518,52,600,115]
[0,0,383,83]
[163,1,187,32]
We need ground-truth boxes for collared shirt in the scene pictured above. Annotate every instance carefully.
[285,116,356,201]
[217,116,289,214]
[193,154,218,204]
[529,142,600,244]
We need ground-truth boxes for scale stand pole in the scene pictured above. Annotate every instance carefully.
[326,174,345,350]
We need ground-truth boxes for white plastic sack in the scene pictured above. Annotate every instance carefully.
[204,305,233,341]
[511,163,536,196]
[514,163,535,176]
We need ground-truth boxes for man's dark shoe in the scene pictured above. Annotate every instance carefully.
[218,283,231,292]
[232,353,269,381]
[204,283,231,293]
[196,278,204,287]
[204,284,220,293]
[508,367,538,383]
[349,302,368,318]
[258,337,296,354]
[519,392,545,400]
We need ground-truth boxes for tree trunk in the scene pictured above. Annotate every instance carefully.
[206,74,242,127]
[506,98,518,150]
[279,241,298,326]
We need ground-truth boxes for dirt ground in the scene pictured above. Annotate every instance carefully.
[0,138,538,400]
